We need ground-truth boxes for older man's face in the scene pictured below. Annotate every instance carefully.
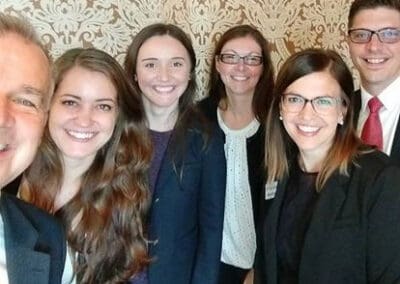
[0,33,50,188]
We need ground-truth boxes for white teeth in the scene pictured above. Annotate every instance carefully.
[298,125,319,132]
[366,58,385,64]
[154,86,174,93]
[67,130,95,139]
[0,144,7,151]
[232,76,248,81]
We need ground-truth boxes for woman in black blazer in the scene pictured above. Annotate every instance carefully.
[199,25,274,284]
[256,48,400,283]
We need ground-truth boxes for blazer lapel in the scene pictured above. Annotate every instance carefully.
[264,177,288,284]
[352,89,362,127]
[153,155,175,198]
[1,194,50,284]
[390,121,400,165]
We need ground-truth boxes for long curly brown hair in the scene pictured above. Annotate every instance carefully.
[21,48,152,283]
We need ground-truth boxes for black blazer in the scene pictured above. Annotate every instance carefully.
[197,96,265,226]
[255,151,400,283]
[1,192,66,284]
[148,125,226,284]
[353,89,400,165]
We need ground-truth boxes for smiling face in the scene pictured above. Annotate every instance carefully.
[49,66,118,164]
[0,33,50,188]
[216,35,263,98]
[135,35,191,115]
[348,7,400,94]
[280,71,345,162]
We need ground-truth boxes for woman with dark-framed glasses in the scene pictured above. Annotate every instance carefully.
[198,24,274,284]
[255,48,400,283]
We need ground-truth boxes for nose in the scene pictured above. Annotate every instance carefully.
[0,98,13,128]
[75,106,93,127]
[298,100,316,119]
[235,59,246,71]
[158,65,170,81]
[366,33,383,51]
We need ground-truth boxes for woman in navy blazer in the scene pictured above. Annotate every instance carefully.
[125,23,226,284]
[198,25,274,284]
[255,49,400,283]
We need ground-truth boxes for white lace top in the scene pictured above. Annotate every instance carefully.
[217,109,260,269]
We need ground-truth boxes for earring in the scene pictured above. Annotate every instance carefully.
[279,115,283,120]
[338,118,344,125]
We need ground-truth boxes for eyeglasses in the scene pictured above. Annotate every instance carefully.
[348,28,400,43]
[218,53,263,66]
[281,93,342,115]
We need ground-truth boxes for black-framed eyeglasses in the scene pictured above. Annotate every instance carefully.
[348,28,400,43]
[281,93,342,115]
[218,53,263,66]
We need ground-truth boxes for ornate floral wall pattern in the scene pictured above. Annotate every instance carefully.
[3,0,354,98]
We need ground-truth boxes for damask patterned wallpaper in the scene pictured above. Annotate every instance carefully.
[3,0,354,97]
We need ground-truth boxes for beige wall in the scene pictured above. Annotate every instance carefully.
[3,0,355,97]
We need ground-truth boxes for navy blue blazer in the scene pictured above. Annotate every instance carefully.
[148,126,226,284]
[255,151,400,283]
[353,89,400,165]
[1,192,66,284]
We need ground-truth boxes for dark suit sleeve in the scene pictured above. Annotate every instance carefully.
[191,129,226,284]
[367,165,400,283]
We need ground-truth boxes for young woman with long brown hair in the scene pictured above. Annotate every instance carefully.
[21,48,151,283]
[125,23,226,284]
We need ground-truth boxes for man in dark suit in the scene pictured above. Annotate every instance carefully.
[0,14,69,283]
[347,0,400,164]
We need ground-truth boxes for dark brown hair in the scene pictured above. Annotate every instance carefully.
[125,23,197,118]
[266,48,366,190]
[208,24,274,122]
[348,0,400,28]
[21,48,152,283]
[124,23,210,170]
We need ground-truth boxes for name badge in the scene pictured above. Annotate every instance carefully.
[265,181,277,200]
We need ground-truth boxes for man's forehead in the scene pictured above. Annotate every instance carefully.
[0,33,51,103]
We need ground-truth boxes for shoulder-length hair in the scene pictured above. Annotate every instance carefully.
[21,48,152,283]
[208,24,274,122]
[266,48,365,190]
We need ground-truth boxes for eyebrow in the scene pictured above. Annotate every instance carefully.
[20,85,46,97]
[141,57,186,61]
[13,85,47,106]
[95,98,117,103]
[141,58,158,62]
[221,49,262,55]
[59,94,117,103]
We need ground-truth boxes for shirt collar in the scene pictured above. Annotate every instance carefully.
[360,76,400,112]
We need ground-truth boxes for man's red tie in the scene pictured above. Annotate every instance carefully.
[361,97,383,150]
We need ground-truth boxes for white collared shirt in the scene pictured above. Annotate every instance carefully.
[358,76,400,155]
[0,213,8,284]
